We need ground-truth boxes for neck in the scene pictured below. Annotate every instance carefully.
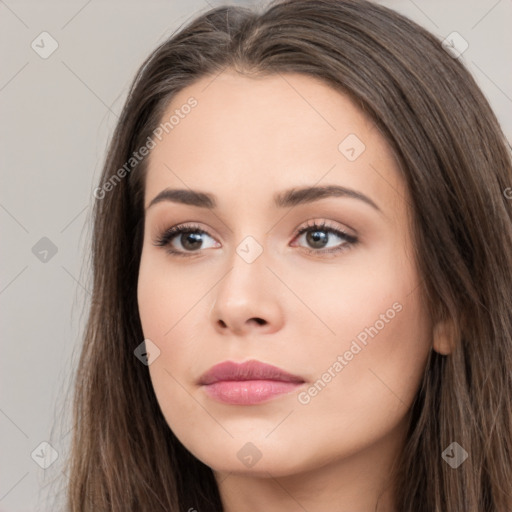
[213,424,404,512]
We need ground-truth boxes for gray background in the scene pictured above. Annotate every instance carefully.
[1,1,511,510]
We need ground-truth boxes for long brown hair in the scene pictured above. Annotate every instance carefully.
[65,0,512,510]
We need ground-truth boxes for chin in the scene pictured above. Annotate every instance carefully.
[184,434,319,478]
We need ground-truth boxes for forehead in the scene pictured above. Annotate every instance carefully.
[144,70,405,215]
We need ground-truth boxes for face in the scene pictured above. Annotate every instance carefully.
[137,70,434,478]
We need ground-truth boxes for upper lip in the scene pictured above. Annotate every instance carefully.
[199,360,305,385]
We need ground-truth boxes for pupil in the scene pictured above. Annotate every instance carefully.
[307,230,327,248]
[182,232,202,250]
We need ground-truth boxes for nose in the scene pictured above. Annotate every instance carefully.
[209,247,285,336]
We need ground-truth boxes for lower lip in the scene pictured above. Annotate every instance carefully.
[202,380,303,405]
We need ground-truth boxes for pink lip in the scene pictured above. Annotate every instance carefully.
[199,360,305,405]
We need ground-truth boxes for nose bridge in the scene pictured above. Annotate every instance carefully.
[223,207,271,274]
[209,228,284,334]
[218,230,269,302]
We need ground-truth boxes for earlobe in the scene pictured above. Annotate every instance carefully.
[432,317,457,355]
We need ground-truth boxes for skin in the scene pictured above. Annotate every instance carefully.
[137,70,451,512]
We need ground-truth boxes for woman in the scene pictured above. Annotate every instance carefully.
[66,0,512,510]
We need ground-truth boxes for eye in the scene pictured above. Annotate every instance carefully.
[153,223,220,256]
[291,219,357,255]
[153,219,358,258]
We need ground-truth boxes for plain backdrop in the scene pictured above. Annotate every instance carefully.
[1,0,511,510]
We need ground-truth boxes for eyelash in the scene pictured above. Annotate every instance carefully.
[153,220,358,258]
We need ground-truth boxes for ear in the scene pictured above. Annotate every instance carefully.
[432,316,457,355]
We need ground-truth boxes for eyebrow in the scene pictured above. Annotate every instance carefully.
[146,185,381,213]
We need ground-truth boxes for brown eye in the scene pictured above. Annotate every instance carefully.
[292,220,358,255]
[154,224,220,256]
[179,232,205,251]
[305,229,329,249]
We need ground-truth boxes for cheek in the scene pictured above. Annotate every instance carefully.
[137,246,207,338]
[137,276,175,342]
[137,258,200,438]
[137,248,211,404]
[297,252,431,432]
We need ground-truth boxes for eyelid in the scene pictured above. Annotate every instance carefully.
[293,218,357,239]
[290,219,357,256]
[153,222,215,248]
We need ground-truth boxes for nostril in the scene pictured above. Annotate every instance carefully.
[216,317,267,329]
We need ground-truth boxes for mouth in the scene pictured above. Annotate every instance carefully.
[198,359,306,405]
